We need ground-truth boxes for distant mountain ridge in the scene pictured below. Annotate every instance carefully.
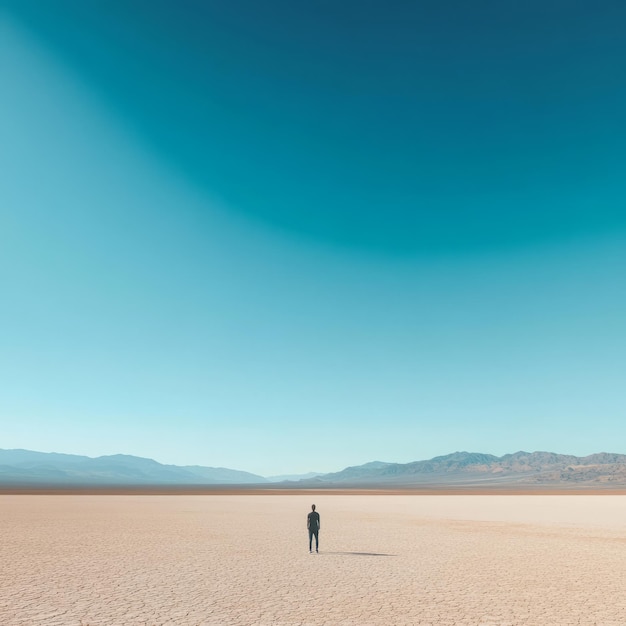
[2,449,626,487]
[266,472,325,483]
[305,451,626,486]
[0,449,268,485]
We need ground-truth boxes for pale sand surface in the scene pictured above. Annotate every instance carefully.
[2,495,626,626]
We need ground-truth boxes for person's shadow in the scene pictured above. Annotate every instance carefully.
[319,551,395,557]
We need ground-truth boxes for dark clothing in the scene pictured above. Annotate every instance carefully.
[307,511,320,531]
[307,510,320,551]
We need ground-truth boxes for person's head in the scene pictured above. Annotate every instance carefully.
[311,504,316,511]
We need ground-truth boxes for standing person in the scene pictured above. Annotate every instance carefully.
[307,504,320,553]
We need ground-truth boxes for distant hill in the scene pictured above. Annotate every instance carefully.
[3,448,626,488]
[300,451,626,487]
[0,449,268,485]
[266,472,325,483]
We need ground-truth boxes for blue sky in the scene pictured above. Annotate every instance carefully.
[1,2,625,475]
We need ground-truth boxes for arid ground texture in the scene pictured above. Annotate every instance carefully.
[2,494,626,625]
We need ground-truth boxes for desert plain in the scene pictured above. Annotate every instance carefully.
[1,493,626,626]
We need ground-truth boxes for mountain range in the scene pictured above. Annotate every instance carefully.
[0,449,268,485]
[302,451,626,487]
[2,448,626,487]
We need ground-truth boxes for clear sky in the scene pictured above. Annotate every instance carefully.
[1,2,625,475]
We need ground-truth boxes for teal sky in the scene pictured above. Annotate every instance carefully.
[1,2,625,475]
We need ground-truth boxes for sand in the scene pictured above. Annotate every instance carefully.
[1,494,626,625]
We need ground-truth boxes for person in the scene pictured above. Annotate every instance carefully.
[307,504,320,553]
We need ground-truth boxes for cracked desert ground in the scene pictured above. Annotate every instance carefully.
[2,494,626,626]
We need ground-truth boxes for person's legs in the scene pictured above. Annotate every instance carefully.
[314,529,319,551]
[309,529,314,552]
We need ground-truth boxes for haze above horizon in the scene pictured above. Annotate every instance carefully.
[2,2,625,475]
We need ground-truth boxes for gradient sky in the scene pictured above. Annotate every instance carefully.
[1,2,625,475]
